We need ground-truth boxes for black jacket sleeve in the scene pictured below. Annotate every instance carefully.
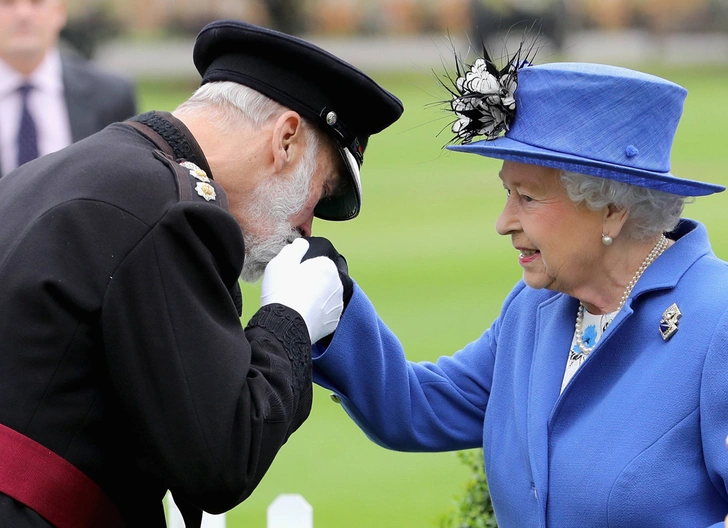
[101,200,312,513]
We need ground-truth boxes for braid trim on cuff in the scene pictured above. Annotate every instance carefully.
[247,304,311,392]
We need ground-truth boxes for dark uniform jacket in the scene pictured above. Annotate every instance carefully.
[0,112,312,526]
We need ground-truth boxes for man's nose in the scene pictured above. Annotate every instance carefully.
[297,215,314,238]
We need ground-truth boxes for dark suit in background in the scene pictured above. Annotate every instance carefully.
[61,48,137,144]
[0,48,137,178]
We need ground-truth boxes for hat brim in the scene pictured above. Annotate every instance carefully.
[448,137,725,197]
[314,146,362,221]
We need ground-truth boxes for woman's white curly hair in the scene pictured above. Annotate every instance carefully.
[560,170,690,240]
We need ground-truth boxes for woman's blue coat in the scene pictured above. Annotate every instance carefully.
[312,219,728,527]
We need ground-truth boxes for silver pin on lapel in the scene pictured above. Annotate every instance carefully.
[659,303,681,341]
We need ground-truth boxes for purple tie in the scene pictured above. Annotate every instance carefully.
[17,83,39,167]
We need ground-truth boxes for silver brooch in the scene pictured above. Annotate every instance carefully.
[195,181,216,201]
[659,303,681,341]
[180,161,209,182]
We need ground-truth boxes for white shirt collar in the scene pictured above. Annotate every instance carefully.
[29,47,64,94]
[0,47,64,98]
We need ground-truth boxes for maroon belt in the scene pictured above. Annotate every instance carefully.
[0,423,125,528]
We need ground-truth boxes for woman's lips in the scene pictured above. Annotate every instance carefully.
[518,249,540,264]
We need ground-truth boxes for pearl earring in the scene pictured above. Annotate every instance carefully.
[602,233,613,246]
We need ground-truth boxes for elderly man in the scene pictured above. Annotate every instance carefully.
[0,20,403,528]
[0,0,136,175]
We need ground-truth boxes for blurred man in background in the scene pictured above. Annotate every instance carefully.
[0,0,136,176]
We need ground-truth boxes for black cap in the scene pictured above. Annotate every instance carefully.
[193,20,404,221]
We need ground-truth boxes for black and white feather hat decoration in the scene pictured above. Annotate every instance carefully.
[439,38,538,145]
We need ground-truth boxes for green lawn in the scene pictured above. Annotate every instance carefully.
[141,63,728,527]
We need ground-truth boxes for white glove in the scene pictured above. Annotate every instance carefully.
[261,238,344,343]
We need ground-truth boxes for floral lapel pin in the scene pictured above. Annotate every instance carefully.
[195,181,216,202]
[659,303,681,341]
[180,161,210,182]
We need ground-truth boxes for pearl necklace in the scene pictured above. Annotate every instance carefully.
[574,234,669,356]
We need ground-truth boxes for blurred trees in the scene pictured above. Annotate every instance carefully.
[61,6,122,58]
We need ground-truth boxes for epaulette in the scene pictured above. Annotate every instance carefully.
[125,113,229,210]
[152,151,229,210]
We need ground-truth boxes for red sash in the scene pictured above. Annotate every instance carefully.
[0,423,125,527]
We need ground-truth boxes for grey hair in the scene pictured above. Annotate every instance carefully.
[175,81,323,154]
[559,170,689,240]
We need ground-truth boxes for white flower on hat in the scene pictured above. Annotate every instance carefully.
[458,59,501,95]
[500,70,518,111]
[450,60,516,142]
[442,41,534,144]
[452,115,471,137]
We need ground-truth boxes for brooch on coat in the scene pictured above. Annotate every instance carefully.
[659,303,681,341]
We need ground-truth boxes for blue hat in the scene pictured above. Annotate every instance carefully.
[448,62,724,196]
[193,20,404,220]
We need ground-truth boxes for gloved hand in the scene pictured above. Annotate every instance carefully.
[261,238,343,343]
[302,236,353,309]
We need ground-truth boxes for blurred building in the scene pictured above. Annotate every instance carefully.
[62,0,728,57]
[64,0,473,36]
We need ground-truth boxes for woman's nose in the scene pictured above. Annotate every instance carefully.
[495,199,518,236]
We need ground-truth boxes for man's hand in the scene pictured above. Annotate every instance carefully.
[302,236,353,309]
[261,238,343,343]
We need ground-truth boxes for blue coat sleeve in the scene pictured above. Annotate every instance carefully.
[312,281,500,452]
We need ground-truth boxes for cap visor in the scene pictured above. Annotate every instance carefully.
[314,146,362,221]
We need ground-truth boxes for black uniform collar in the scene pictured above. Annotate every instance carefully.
[130,111,213,179]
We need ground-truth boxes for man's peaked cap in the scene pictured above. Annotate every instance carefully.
[193,20,404,220]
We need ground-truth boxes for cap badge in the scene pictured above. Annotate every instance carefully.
[180,161,210,182]
[195,181,216,201]
[326,111,338,126]
[659,303,681,341]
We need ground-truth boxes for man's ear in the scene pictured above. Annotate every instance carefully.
[271,111,303,173]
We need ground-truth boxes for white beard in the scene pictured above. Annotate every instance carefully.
[240,228,300,283]
[239,156,314,283]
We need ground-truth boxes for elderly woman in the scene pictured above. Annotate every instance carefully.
[309,60,728,527]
